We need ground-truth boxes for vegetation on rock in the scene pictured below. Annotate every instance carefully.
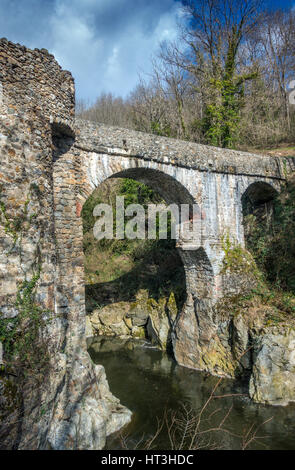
[218,175,295,330]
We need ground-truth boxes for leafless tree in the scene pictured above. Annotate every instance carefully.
[254,9,295,131]
[117,377,273,450]
[77,1,295,149]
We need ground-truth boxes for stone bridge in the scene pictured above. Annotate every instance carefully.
[63,119,284,371]
[0,39,293,449]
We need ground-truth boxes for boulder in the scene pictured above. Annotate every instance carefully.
[89,302,131,337]
[250,327,295,406]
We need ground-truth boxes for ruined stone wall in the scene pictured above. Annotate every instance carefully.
[0,39,131,450]
[0,38,74,319]
[0,38,72,448]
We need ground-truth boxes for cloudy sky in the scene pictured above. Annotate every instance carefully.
[0,0,293,102]
[0,0,183,102]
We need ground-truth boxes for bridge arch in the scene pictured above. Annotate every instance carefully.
[78,153,199,207]
[80,162,209,281]
[80,161,216,359]
[241,180,278,217]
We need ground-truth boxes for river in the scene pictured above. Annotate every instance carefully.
[88,337,295,450]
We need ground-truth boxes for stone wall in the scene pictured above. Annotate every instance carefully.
[0,39,131,450]
[75,119,292,178]
[0,38,74,319]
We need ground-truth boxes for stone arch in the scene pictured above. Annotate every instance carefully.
[78,156,205,247]
[78,154,198,208]
[242,181,278,217]
[81,163,218,363]
[80,162,209,298]
[240,180,279,283]
[109,167,196,206]
[51,121,75,161]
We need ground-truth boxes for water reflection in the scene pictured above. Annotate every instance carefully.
[88,337,295,450]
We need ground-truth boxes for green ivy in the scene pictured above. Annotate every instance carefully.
[200,27,258,149]
[0,189,51,375]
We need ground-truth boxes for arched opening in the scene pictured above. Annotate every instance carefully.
[242,181,279,285]
[82,167,198,353]
[242,181,277,218]
[242,179,295,294]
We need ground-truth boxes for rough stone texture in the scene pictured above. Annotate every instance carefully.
[87,290,178,348]
[0,39,130,450]
[75,119,292,178]
[47,358,131,449]
[90,302,131,337]
[85,315,93,339]
[0,37,294,453]
[146,293,177,350]
[249,328,295,406]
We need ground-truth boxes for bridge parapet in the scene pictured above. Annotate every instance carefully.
[75,119,287,180]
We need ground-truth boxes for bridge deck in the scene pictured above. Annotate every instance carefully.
[75,119,291,180]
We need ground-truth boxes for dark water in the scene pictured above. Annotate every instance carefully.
[88,337,295,450]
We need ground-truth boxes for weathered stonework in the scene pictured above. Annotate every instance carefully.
[0,39,294,448]
[0,39,131,450]
[249,328,295,406]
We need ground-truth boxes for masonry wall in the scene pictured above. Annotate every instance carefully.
[0,37,75,448]
[0,38,75,319]
[0,39,131,450]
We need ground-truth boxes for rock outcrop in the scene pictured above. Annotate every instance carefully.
[46,353,131,450]
[250,328,295,406]
[87,277,295,407]
[87,289,178,350]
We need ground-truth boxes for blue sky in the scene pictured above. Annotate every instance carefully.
[0,0,293,102]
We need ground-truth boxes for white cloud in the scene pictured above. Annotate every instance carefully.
[48,0,182,101]
[0,0,182,101]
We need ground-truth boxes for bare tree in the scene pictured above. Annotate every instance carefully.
[117,378,273,450]
[255,9,295,131]
[153,0,264,147]
[77,92,134,129]
[76,1,295,149]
